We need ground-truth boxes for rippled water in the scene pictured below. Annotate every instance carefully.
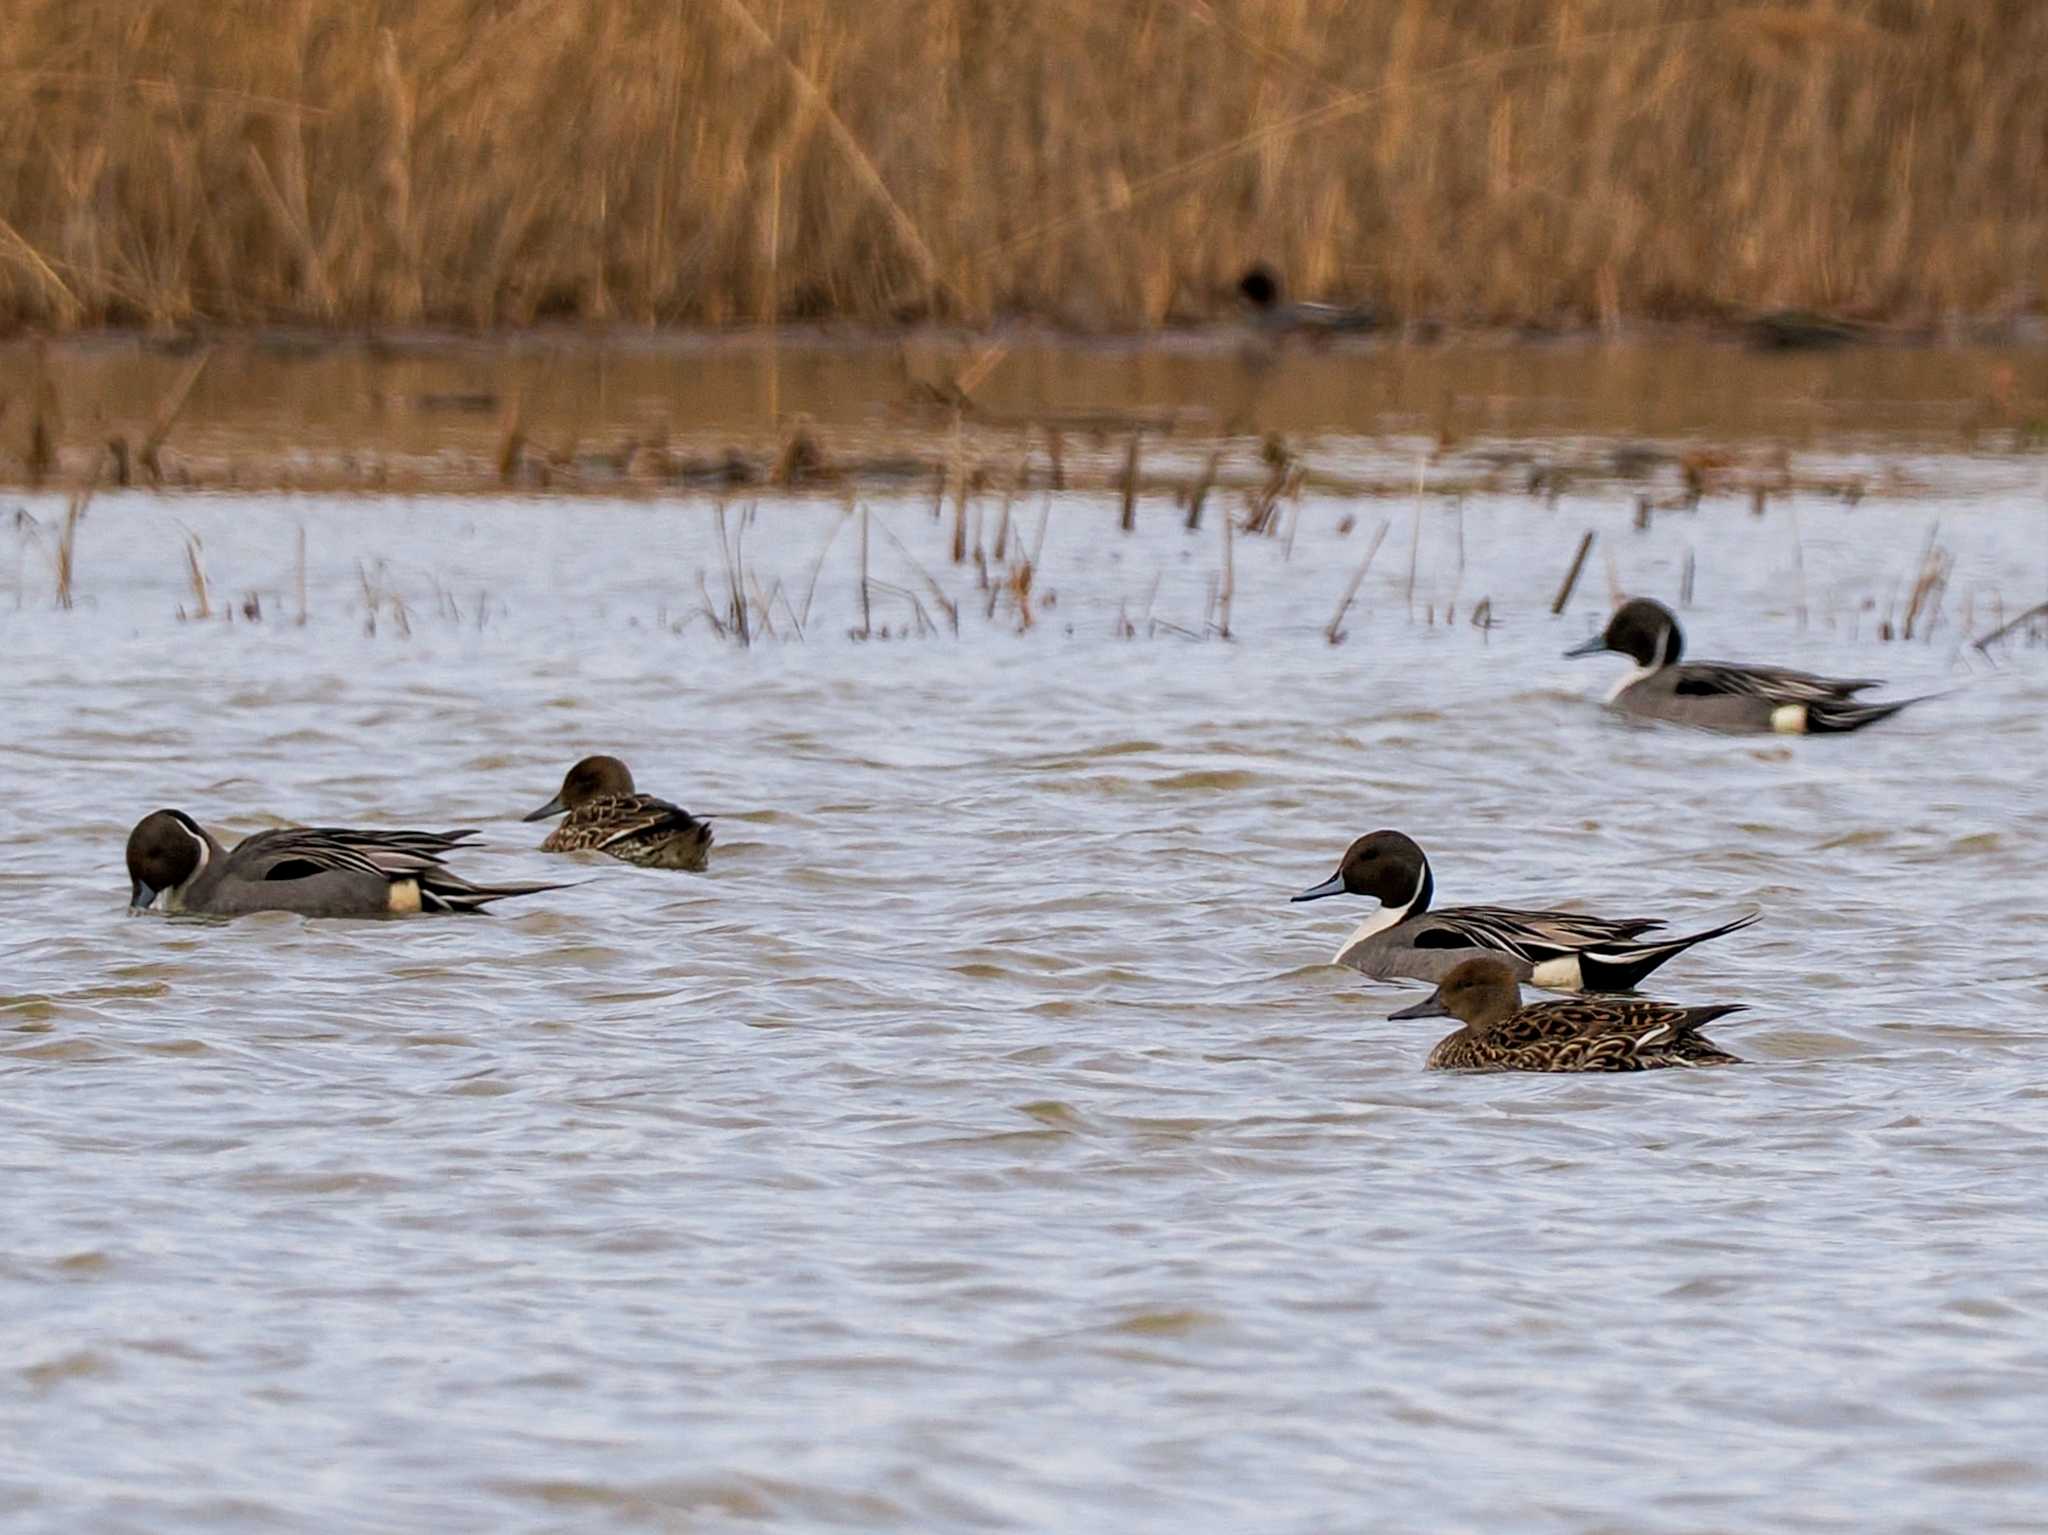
[6,451,2048,1532]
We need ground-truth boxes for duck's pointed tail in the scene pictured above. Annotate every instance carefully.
[1632,1002,1750,1046]
[1805,694,1924,734]
[1633,1003,1751,1064]
[1574,908,1762,992]
[419,872,570,914]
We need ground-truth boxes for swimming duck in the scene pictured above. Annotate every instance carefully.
[1291,829,1759,992]
[1390,956,1746,1071]
[1567,597,1918,734]
[522,755,712,871]
[1236,263,1381,334]
[125,810,559,918]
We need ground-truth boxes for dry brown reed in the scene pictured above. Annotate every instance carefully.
[1550,530,1595,614]
[1325,517,1392,644]
[0,2,2039,332]
[180,531,211,620]
[15,490,89,607]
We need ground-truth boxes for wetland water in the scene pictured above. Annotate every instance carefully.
[4,342,2048,1532]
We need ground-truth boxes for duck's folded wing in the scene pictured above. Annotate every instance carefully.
[588,795,703,850]
[1674,660,1880,703]
[1493,1000,1608,1048]
[1412,905,1664,962]
[233,826,480,882]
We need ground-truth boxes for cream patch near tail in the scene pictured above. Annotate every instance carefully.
[1771,704,1809,734]
[1530,954,1584,991]
[387,878,423,915]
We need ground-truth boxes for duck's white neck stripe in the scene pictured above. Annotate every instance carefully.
[173,820,210,884]
[1331,866,1428,967]
[1607,662,1658,702]
[1608,626,1674,699]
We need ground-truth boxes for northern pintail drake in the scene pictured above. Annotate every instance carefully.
[125,811,560,918]
[1390,956,1746,1071]
[523,755,712,871]
[1236,263,1380,334]
[1291,829,1759,992]
[1567,597,1919,734]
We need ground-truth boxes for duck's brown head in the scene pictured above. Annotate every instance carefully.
[524,755,636,820]
[126,809,212,911]
[1291,829,1434,911]
[1388,956,1524,1033]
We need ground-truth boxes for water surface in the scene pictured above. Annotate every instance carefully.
[4,449,2047,1532]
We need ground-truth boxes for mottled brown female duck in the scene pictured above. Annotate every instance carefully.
[1390,956,1747,1072]
[523,755,712,871]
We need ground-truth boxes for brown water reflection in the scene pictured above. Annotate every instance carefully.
[6,330,2046,495]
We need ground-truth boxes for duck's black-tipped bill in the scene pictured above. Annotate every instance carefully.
[1563,636,1609,659]
[128,878,158,913]
[1291,874,1346,903]
[521,794,567,823]
[1389,992,1447,1021]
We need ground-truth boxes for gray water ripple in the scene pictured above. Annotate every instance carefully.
[4,465,2047,1532]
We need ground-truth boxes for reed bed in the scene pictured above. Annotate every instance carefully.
[0,1,2040,332]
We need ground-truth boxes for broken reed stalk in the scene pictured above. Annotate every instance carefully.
[949,468,968,565]
[496,395,526,484]
[1973,599,2048,653]
[798,504,849,628]
[1901,531,1952,642]
[27,348,57,488]
[139,347,213,484]
[857,501,872,638]
[183,532,211,619]
[1215,505,1234,639]
[53,490,86,609]
[991,489,1012,563]
[1119,432,1141,533]
[714,502,752,646]
[1402,501,1421,621]
[1325,516,1391,644]
[1185,450,1218,531]
[1550,529,1595,614]
[873,512,961,635]
[1788,504,1808,629]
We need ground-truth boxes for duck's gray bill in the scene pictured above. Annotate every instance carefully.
[521,795,567,822]
[1388,993,1447,1021]
[1291,874,1346,903]
[128,879,157,913]
[1562,636,1608,658]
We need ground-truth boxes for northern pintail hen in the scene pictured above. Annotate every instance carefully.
[523,755,712,871]
[1390,956,1746,1071]
[125,811,560,917]
[1567,597,1919,734]
[1292,829,1759,992]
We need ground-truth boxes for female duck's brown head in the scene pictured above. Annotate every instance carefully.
[524,755,636,821]
[1388,956,1524,1034]
[126,808,213,911]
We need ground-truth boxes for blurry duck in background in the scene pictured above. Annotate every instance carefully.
[1236,263,1381,336]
